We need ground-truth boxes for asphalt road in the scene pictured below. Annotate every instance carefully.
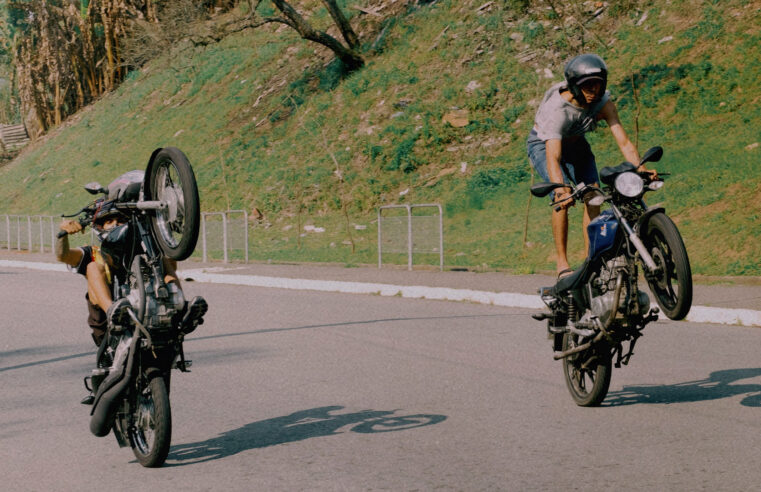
[2,266,761,490]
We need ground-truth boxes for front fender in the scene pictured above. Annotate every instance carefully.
[635,205,666,234]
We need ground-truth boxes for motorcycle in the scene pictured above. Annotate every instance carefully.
[530,146,692,406]
[59,147,203,466]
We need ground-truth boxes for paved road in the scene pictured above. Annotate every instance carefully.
[2,266,761,490]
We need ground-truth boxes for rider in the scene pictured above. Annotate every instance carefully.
[527,53,657,279]
[56,200,207,348]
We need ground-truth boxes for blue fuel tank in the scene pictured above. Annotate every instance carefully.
[587,210,619,259]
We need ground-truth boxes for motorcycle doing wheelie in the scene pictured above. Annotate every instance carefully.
[59,147,204,466]
[530,146,692,406]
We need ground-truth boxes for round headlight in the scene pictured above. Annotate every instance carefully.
[614,172,644,197]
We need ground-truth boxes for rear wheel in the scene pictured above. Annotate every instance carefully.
[145,147,200,261]
[562,333,612,407]
[129,373,172,467]
[643,213,692,320]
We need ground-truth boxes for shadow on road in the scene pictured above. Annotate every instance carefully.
[166,405,447,466]
[604,368,761,407]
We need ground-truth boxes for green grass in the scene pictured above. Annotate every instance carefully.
[2,0,761,276]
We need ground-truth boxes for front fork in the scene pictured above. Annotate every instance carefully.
[608,203,658,273]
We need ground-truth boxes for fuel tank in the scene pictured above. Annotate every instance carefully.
[587,210,619,259]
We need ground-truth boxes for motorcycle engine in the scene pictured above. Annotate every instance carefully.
[146,279,185,328]
[127,277,185,329]
[587,256,651,325]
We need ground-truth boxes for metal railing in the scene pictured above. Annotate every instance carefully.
[377,204,443,271]
[3,206,445,270]
[200,210,248,263]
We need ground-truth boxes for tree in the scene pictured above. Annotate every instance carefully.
[194,0,364,71]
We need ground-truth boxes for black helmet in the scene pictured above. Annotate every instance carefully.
[564,53,608,103]
[100,222,134,270]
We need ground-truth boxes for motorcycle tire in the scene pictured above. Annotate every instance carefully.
[129,372,172,467]
[562,333,612,407]
[145,147,200,261]
[643,212,692,320]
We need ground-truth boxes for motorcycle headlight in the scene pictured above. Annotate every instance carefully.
[614,172,644,197]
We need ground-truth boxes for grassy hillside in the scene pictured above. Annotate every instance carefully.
[1,0,760,276]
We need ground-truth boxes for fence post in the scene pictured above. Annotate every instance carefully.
[377,208,382,269]
[406,205,412,271]
[16,215,20,250]
[38,216,44,253]
[222,213,228,263]
[201,213,207,263]
[5,215,9,251]
[27,215,32,251]
[49,216,56,252]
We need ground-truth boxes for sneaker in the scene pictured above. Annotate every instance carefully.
[106,298,132,328]
[180,296,208,334]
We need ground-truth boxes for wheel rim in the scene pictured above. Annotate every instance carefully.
[153,161,186,249]
[649,231,680,310]
[132,388,157,456]
[565,337,596,398]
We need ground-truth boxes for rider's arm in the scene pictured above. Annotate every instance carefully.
[56,220,84,266]
[600,101,657,177]
[545,138,573,209]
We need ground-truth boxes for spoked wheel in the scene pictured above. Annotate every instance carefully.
[644,213,692,320]
[129,373,172,467]
[562,333,612,407]
[145,147,200,261]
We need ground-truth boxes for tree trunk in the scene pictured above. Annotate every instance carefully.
[271,0,364,70]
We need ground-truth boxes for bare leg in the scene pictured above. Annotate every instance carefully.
[86,262,113,312]
[552,208,570,274]
[582,202,601,258]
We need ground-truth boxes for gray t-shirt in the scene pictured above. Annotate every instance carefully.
[532,81,610,141]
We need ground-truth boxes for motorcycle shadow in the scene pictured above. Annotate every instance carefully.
[603,368,761,407]
[165,405,446,466]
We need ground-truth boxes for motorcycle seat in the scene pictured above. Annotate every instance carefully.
[550,259,591,295]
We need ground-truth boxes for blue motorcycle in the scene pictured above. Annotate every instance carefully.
[531,146,692,406]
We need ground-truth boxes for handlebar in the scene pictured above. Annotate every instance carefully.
[57,216,93,238]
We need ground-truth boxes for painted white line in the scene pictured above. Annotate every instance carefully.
[3,260,760,327]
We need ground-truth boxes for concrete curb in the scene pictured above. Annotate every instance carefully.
[2,260,760,327]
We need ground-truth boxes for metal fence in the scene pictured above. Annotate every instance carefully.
[377,204,443,271]
[0,214,95,253]
[200,210,248,263]
[2,206,444,269]
[0,212,244,261]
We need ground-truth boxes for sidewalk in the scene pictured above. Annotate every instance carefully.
[2,249,760,326]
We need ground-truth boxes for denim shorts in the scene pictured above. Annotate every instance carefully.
[526,129,599,199]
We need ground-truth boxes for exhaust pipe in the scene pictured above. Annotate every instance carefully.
[89,335,138,437]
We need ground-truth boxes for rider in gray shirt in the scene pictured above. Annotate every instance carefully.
[527,54,657,279]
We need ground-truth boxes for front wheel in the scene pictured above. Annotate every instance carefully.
[145,147,200,261]
[129,372,172,467]
[562,333,612,407]
[643,213,692,320]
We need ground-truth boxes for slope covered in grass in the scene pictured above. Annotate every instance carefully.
[1,0,760,275]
